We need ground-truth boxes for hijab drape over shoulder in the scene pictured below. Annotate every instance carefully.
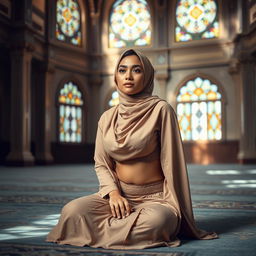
[94,49,218,241]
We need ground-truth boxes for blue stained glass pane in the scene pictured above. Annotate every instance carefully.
[60,133,64,141]
[195,77,203,87]
[71,106,76,118]
[211,84,218,92]
[77,108,82,118]
[64,118,69,132]
[77,134,81,142]
[199,93,207,100]
[65,133,70,142]
[60,105,64,117]
[65,106,70,117]
[181,116,189,130]
[215,100,221,112]
[71,119,77,131]
[71,133,76,142]
[210,114,218,129]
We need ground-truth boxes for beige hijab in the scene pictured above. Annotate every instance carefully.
[113,49,162,145]
[100,49,217,240]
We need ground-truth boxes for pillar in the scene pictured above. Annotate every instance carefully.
[237,58,256,163]
[6,45,35,165]
[34,62,54,164]
[155,70,169,100]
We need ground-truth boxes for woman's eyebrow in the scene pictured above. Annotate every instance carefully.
[118,64,142,68]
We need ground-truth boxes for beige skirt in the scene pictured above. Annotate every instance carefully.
[46,180,180,249]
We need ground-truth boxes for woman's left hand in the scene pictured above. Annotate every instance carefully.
[108,190,131,219]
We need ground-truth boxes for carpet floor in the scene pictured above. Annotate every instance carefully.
[0,164,255,256]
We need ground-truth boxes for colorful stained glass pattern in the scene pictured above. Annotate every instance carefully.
[59,82,83,106]
[175,0,219,42]
[109,91,119,107]
[58,82,83,143]
[56,0,82,46]
[109,0,151,48]
[177,77,222,141]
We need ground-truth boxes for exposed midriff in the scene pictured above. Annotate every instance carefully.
[115,157,164,185]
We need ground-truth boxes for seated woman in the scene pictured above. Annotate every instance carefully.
[46,49,217,249]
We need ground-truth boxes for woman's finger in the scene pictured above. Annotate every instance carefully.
[123,199,131,216]
[114,203,121,219]
[109,203,116,218]
[118,200,126,218]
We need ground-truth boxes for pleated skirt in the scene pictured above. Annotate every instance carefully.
[46,180,180,249]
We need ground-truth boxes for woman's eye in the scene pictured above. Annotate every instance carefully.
[134,68,142,73]
[118,69,125,73]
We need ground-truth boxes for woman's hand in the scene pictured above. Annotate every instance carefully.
[108,190,131,219]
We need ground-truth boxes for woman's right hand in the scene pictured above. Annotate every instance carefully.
[108,190,131,219]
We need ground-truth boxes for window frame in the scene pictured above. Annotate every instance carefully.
[170,0,226,47]
[56,79,85,145]
[175,73,227,142]
[105,0,154,50]
[52,0,87,51]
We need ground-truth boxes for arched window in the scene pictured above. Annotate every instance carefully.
[108,91,119,107]
[56,0,82,46]
[177,77,222,141]
[109,0,152,48]
[175,0,219,42]
[58,81,83,143]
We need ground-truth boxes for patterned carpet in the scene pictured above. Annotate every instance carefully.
[0,164,255,256]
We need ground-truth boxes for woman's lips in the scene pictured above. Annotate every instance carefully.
[123,83,134,88]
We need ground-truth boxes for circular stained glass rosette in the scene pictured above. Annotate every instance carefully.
[109,0,151,47]
[176,0,219,41]
[56,0,81,45]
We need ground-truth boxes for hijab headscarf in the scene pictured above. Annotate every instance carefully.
[113,49,162,145]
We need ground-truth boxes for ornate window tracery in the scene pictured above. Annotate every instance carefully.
[109,0,152,48]
[177,77,222,141]
[56,0,82,46]
[58,81,83,143]
[175,0,219,42]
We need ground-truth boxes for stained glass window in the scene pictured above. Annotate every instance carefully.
[108,91,119,107]
[56,0,82,46]
[109,0,151,48]
[177,77,222,141]
[175,0,219,42]
[58,82,83,143]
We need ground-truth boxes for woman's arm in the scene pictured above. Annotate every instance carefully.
[94,125,119,198]
[94,124,131,218]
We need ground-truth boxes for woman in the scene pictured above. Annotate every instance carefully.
[46,49,217,249]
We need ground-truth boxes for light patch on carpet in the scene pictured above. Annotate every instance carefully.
[206,169,256,175]
[0,214,59,241]
[221,180,256,188]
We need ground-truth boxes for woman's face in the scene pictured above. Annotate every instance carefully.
[116,55,144,95]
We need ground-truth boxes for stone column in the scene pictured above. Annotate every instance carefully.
[237,59,256,163]
[34,62,54,164]
[155,70,169,100]
[6,45,35,166]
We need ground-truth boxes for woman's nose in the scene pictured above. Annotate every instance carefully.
[125,70,133,80]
